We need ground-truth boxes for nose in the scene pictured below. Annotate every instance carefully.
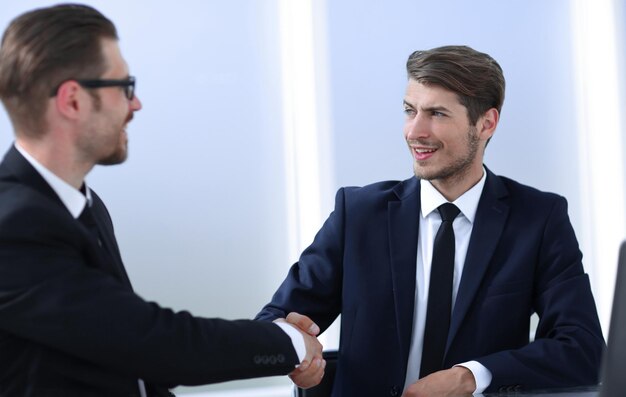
[405,113,430,141]
[129,94,142,111]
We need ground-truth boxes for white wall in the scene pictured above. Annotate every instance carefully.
[0,1,624,395]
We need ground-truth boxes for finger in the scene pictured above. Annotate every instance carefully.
[296,359,311,371]
[307,360,326,387]
[296,357,323,378]
[286,312,320,335]
[298,356,324,373]
[290,359,326,388]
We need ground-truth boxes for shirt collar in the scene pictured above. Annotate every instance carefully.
[420,167,487,224]
[15,143,90,219]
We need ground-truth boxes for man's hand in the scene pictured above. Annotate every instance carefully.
[286,312,321,336]
[275,312,325,389]
[402,366,476,397]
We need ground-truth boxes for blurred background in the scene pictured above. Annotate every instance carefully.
[0,0,624,395]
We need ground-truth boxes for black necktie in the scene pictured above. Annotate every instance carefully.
[78,204,103,248]
[78,204,127,283]
[420,202,460,378]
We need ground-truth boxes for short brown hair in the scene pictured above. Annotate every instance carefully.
[406,45,505,125]
[0,4,117,136]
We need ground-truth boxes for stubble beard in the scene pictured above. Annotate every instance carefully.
[412,126,480,183]
[97,134,128,165]
[97,113,132,166]
[80,91,131,166]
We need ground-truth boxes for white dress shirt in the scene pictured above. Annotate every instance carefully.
[404,169,492,394]
[15,144,89,217]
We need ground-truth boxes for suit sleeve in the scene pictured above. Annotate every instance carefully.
[256,188,345,333]
[477,197,605,391]
[0,198,299,386]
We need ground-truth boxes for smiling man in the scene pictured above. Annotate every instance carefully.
[0,4,324,396]
[257,45,605,396]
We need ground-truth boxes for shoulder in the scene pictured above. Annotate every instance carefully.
[496,174,566,204]
[487,172,570,221]
[341,176,417,199]
[0,179,75,239]
[328,177,418,215]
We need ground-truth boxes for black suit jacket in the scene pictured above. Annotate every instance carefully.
[257,168,605,396]
[0,146,299,396]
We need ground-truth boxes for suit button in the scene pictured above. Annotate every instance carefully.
[269,355,277,364]
[277,354,285,363]
[253,355,262,364]
[390,385,400,396]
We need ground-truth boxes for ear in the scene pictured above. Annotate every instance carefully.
[477,108,499,141]
[53,80,84,120]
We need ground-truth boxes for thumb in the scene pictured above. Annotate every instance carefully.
[286,312,321,336]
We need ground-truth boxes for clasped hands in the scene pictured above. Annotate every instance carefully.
[274,312,326,389]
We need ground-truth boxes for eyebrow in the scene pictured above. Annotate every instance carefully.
[403,100,451,113]
[422,105,451,113]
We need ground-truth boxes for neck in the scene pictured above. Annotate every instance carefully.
[430,162,484,202]
[16,136,92,190]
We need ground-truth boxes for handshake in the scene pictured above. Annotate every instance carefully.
[274,312,327,389]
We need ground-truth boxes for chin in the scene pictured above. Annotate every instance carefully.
[413,164,438,181]
[98,149,128,166]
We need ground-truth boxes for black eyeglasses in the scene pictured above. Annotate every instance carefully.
[50,76,136,100]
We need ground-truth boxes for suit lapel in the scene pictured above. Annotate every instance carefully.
[388,177,420,365]
[2,146,133,289]
[447,168,509,350]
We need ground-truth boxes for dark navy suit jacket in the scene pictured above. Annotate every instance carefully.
[257,168,604,396]
[0,146,299,396]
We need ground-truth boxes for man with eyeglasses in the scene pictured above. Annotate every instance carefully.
[0,4,324,396]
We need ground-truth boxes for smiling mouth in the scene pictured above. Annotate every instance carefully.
[412,146,437,161]
[414,147,436,153]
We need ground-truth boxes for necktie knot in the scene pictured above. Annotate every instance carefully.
[438,203,460,222]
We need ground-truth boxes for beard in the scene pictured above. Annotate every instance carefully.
[91,112,132,166]
[97,147,127,165]
[97,134,128,165]
[78,90,133,167]
[412,126,480,181]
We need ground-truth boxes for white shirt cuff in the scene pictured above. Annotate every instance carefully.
[455,361,492,394]
[273,322,306,364]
